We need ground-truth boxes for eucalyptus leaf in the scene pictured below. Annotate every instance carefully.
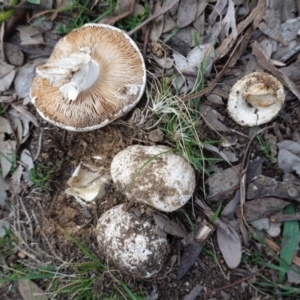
[279,205,299,283]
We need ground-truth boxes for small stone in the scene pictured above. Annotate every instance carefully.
[148,129,164,142]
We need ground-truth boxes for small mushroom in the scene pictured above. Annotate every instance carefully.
[111,145,196,212]
[227,72,285,126]
[96,203,169,278]
[30,24,146,131]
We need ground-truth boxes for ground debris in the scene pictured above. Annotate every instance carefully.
[235,198,290,222]
[177,220,214,279]
[247,174,300,202]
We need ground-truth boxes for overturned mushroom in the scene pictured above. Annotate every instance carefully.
[96,203,169,278]
[30,24,146,131]
[227,72,285,127]
[111,145,196,212]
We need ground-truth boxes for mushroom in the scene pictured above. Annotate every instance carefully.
[96,203,169,278]
[227,72,285,126]
[30,24,146,131]
[111,145,196,212]
[65,162,111,206]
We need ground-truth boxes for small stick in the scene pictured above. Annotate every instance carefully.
[270,212,300,223]
[127,0,179,36]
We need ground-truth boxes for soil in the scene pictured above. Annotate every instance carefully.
[12,112,257,300]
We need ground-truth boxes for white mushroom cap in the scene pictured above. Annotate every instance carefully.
[227,72,285,126]
[96,204,169,278]
[111,145,196,212]
[30,24,146,131]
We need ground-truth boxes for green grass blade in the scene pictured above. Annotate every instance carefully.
[279,204,299,283]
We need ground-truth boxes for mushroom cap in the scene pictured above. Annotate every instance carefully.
[111,145,196,212]
[227,72,285,126]
[96,204,169,278]
[30,24,146,131]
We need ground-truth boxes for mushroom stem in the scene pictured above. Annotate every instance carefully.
[36,47,100,101]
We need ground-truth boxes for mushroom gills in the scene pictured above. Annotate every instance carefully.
[36,47,100,101]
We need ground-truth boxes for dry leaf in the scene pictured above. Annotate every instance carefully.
[4,43,24,66]
[18,280,47,300]
[16,26,45,46]
[11,165,23,194]
[14,57,46,100]
[0,176,8,206]
[153,213,186,237]
[0,59,16,92]
[235,198,290,222]
[0,116,13,141]
[177,0,198,28]
[20,149,34,184]
[217,224,242,268]
[222,0,237,38]
[209,0,228,25]
[0,140,16,178]
[150,2,164,41]
[203,144,232,165]
[0,219,10,237]
[11,105,39,128]
[207,164,241,199]
[199,104,230,132]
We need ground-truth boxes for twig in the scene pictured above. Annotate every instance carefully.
[181,36,245,103]
[195,196,232,237]
[127,0,179,36]
[270,212,300,223]
[239,126,272,229]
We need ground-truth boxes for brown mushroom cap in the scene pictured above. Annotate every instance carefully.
[30,24,146,131]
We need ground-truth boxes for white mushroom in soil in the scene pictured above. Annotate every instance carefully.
[111,145,196,212]
[96,203,169,279]
[30,24,146,131]
[227,72,285,127]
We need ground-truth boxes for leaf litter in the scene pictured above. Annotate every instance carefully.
[2,0,300,298]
